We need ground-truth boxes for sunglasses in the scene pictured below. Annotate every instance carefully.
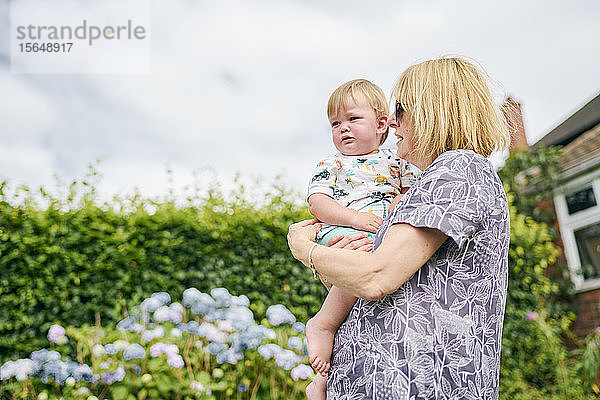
[395,102,404,122]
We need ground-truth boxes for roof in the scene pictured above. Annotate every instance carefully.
[561,122,600,172]
[534,92,600,148]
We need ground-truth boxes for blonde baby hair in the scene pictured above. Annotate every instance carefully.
[391,57,510,162]
[327,79,390,144]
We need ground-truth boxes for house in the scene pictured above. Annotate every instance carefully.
[532,93,600,336]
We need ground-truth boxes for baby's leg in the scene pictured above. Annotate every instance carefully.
[305,372,327,400]
[306,286,357,375]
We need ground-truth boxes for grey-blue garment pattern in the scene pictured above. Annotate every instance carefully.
[327,150,510,400]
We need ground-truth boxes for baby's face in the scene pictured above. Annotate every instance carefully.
[328,96,383,156]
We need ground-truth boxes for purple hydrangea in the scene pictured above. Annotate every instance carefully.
[101,366,125,384]
[292,322,306,334]
[291,364,314,381]
[167,354,184,368]
[47,325,65,343]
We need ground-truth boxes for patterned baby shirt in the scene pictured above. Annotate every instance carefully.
[307,149,419,236]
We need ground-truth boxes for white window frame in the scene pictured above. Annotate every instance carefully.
[554,168,600,292]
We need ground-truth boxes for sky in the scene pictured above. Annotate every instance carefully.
[1,0,599,202]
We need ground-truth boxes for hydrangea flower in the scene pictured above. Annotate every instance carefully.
[92,344,105,358]
[182,288,203,307]
[292,322,306,334]
[288,336,303,350]
[191,294,217,316]
[47,325,66,343]
[153,306,171,323]
[291,364,314,381]
[0,359,34,381]
[167,354,184,368]
[123,344,145,360]
[142,326,165,342]
[207,342,228,355]
[170,327,182,337]
[257,343,282,359]
[274,349,299,370]
[104,344,118,355]
[216,349,243,364]
[266,304,296,326]
[116,317,142,333]
[101,366,125,384]
[211,288,232,307]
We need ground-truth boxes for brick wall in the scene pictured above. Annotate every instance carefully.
[576,288,600,337]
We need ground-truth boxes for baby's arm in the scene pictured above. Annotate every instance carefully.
[308,193,383,234]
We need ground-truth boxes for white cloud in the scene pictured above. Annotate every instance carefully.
[1,0,599,200]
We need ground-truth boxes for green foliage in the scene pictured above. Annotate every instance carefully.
[498,146,563,226]
[0,171,323,362]
[498,147,599,399]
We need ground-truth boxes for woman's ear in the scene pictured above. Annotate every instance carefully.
[376,115,388,134]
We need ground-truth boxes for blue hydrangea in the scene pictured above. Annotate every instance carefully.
[231,295,250,307]
[191,294,217,315]
[216,349,243,364]
[257,343,282,360]
[292,322,306,334]
[211,288,232,307]
[123,344,145,360]
[151,292,171,306]
[224,306,255,331]
[287,336,303,350]
[206,342,228,355]
[116,317,136,332]
[142,326,165,342]
[104,344,118,355]
[266,304,296,326]
[274,349,299,370]
[182,288,203,307]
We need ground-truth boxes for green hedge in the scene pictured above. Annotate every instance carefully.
[0,178,322,362]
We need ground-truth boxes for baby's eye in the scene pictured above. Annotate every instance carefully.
[349,116,360,121]
[331,121,340,128]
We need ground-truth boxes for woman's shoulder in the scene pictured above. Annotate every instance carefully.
[426,150,495,177]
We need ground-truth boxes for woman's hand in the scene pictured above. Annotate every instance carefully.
[287,219,321,265]
[325,232,373,252]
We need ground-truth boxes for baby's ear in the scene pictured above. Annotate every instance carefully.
[376,115,388,134]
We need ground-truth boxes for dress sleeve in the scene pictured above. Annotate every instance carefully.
[306,157,339,202]
[388,152,496,248]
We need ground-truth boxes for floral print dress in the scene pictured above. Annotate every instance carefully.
[327,150,510,400]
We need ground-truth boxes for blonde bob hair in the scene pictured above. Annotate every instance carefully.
[392,57,510,162]
[328,79,390,144]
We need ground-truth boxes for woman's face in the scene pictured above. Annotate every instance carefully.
[388,104,417,165]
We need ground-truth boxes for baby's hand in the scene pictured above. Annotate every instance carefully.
[351,212,383,233]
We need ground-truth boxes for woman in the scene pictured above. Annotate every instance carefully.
[288,57,511,399]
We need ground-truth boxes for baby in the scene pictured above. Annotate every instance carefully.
[305,79,418,399]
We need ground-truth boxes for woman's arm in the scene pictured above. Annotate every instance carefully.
[308,194,383,233]
[288,220,447,300]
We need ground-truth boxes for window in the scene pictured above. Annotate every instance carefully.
[554,173,600,290]
[566,186,597,214]
[574,222,600,280]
